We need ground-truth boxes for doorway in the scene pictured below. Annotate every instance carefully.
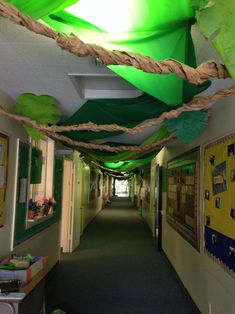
[115,179,129,197]
[155,165,162,251]
[61,159,75,253]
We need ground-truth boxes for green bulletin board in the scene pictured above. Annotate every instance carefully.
[14,141,63,245]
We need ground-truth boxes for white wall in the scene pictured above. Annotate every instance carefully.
[142,168,157,235]
[13,222,61,270]
[84,168,103,229]
[0,90,60,269]
[149,25,235,313]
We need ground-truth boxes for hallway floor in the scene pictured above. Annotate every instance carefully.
[45,197,200,314]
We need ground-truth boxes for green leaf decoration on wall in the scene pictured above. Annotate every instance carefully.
[15,93,61,140]
[191,0,235,80]
[165,110,208,143]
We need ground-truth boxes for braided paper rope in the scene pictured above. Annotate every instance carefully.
[0,0,229,84]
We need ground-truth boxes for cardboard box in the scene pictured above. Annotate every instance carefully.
[0,256,48,283]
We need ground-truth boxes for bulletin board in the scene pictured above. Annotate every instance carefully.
[204,133,235,277]
[167,148,200,250]
[14,142,63,245]
[0,132,9,228]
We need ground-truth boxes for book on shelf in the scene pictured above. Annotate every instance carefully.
[0,280,21,293]
[0,292,25,300]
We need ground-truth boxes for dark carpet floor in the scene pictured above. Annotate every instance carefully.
[45,197,200,314]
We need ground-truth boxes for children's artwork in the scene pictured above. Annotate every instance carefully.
[167,147,200,250]
[0,132,9,227]
[212,161,227,195]
[204,133,235,277]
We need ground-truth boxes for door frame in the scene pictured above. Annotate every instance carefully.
[60,158,74,253]
[155,164,162,251]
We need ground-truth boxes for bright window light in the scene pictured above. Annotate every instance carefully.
[66,0,134,33]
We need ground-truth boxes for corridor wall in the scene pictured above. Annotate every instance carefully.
[149,26,235,314]
[142,168,155,235]
[55,150,104,243]
[84,167,103,229]
[102,174,110,206]
[72,154,103,239]
[0,90,61,269]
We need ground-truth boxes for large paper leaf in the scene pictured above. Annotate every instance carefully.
[165,110,208,143]
[15,93,61,140]
[191,0,235,80]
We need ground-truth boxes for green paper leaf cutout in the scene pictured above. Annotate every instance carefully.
[192,0,235,80]
[15,93,62,140]
[165,110,208,143]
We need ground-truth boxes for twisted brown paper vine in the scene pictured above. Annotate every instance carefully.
[90,161,126,174]
[104,172,133,179]
[0,85,235,152]
[44,131,176,153]
[0,0,229,84]
[91,161,133,178]
[0,0,235,154]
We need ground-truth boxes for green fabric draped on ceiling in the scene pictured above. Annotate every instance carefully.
[6,0,77,19]
[42,0,199,105]
[68,127,170,172]
[61,94,173,141]
[6,0,211,171]
[7,0,202,105]
[61,86,209,142]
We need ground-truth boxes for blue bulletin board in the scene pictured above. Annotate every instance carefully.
[204,133,235,277]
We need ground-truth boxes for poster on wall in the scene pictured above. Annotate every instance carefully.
[204,133,235,277]
[0,132,9,228]
[167,147,200,250]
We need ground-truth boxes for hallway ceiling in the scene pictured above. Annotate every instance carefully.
[0,17,143,119]
[0,0,233,172]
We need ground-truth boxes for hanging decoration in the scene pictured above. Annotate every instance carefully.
[15,93,61,140]
[0,0,228,88]
[0,0,234,171]
[165,110,208,143]
[192,0,235,80]
[0,84,233,144]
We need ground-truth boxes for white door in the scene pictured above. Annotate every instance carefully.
[61,159,74,253]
